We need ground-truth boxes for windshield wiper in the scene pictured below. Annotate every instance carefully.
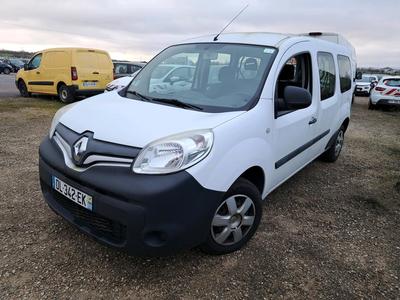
[126,90,152,102]
[150,98,203,111]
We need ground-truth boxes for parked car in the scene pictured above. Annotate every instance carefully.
[9,58,25,71]
[0,61,13,74]
[355,74,379,96]
[2,58,24,72]
[113,61,145,79]
[369,76,400,109]
[16,48,113,102]
[105,64,196,93]
[105,71,140,92]
[39,32,356,256]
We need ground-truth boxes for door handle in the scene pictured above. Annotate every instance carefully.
[36,71,40,74]
[308,117,317,125]
[92,71,99,74]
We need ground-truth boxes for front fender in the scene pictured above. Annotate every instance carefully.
[187,103,273,198]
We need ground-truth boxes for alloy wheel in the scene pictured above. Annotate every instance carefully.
[211,194,256,246]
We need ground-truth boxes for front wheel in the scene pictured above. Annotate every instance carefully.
[321,126,345,162]
[200,178,262,255]
[58,84,74,103]
[4,68,11,75]
[18,80,31,97]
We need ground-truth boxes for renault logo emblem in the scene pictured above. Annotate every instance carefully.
[73,136,89,163]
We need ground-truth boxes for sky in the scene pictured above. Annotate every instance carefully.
[1,0,399,68]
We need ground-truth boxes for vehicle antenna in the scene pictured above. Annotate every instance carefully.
[213,4,249,41]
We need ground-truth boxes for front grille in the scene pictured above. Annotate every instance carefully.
[46,182,126,244]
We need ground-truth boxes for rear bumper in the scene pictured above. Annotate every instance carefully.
[376,99,400,106]
[71,85,104,97]
[39,136,223,256]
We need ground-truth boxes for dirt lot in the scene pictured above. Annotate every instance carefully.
[0,96,399,299]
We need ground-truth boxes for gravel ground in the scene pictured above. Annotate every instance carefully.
[0,96,399,299]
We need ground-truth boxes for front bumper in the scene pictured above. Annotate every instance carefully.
[39,137,223,256]
[355,87,370,96]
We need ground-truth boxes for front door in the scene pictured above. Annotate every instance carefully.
[25,53,45,93]
[271,43,321,188]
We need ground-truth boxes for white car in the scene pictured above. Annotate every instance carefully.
[355,74,379,96]
[39,32,356,256]
[104,71,140,92]
[369,76,400,109]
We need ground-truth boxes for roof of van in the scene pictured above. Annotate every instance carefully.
[37,47,109,53]
[183,32,354,50]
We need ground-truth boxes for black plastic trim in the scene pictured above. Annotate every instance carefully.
[28,81,54,86]
[275,129,330,169]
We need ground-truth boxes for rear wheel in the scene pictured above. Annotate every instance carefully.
[368,99,375,110]
[322,126,345,162]
[200,178,262,255]
[4,68,11,75]
[18,80,30,97]
[58,84,74,103]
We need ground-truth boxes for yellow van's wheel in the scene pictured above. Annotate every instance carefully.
[18,80,31,97]
[58,84,74,103]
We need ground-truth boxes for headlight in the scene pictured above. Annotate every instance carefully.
[49,103,77,138]
[133,130,213,174]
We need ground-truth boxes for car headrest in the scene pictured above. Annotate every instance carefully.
[218,66,235,83]
[244,57,258,71]
[279,64,295,81]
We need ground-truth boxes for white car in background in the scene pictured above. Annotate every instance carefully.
[105,65,195,93]
[355,74,379,96]
[105,71,140,92]
[369,76,400,109]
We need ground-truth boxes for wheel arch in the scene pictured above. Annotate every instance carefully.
[342,117,350,133]
[57,81,67,93]
[237,166,265,196]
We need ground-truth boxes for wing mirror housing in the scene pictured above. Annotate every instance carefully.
[23,63,28,71]
[283,86,312,109]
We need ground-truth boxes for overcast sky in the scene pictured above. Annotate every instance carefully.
[1,0,399,67]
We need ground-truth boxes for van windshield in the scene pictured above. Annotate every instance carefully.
[125,43,277,112]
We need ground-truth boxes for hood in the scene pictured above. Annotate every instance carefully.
[59,92,244,148]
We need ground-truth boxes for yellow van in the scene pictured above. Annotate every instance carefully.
[15,48,113,102]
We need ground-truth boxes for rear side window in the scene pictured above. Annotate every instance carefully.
[317,52,336,100]
[337,55,352,93]
[383,78,400,87]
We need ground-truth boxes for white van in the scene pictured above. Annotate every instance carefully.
[39,32,357,256]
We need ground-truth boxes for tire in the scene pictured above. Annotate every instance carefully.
[200,178,262,255]
[368,99,375,110]
[4,68,11,75]
[18,80,31,97]
[321,126,345,163]
[58,84,74,103]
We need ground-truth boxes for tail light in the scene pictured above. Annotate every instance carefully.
[71,67,78,81]
[375,86,385,92]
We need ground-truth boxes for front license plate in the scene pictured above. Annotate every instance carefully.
[82,82,97,87]
[52,176,93,211]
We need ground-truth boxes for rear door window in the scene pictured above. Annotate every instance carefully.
[337,55,352,93]
[317,52,336,100]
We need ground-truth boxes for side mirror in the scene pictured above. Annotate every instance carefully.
[283,86,312,109]
[355,71,362,80]
[23,63,28,71]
